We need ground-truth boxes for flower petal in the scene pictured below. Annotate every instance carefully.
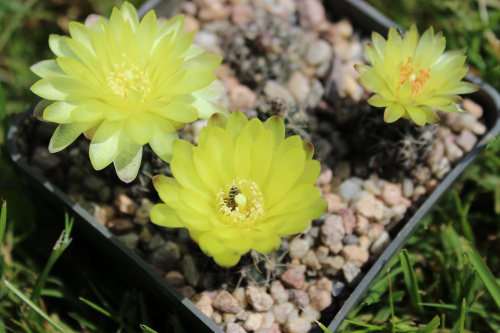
[49,35,77,58]
[204,229,251,255]
[43,101,77,124]
[233,133,252,179]
[136,10,157,63]
[264,148,306,208]
[153,175,182,205]
[69,22,97,56]
[162,71,216,95]
[251,130,273,187]
[213,251,242,267]
[420,106,440,124]
[171,139,194,163]
[31,77,95,101]
[367,94,390,108]
[178,54,222,73]
[264,115,285,152]
[120,2,140,31]
[114,136,142,183]
[258,214,311,236]
[266,184,322,218]
[57,57,100,87]
[178,188,215,217]
[152,100,198,123]
[384,104,405,123]
[71,101,104,122]
[155,14,184,46]
[246,231,281,254]
[150,204,183,228]
[193,146,222,193]
[125,113,155,145]
[109,7,125,42]
[89,121,125,170]
[149,116,178,162]
[48,121,99,153]
[303,141,314,160]
[198,231,226,257]
[294,159,321,187]
[207,112,228,128]
[31,60,67,78]
[204,127,235,184]
[226,110,249,143]
[171,30,196,59]
[171,156,213,203]
[66,39,103,80]
[405,106,426,126]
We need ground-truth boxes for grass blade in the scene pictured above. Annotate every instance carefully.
[29,215,73,320]
[459,298,466,333]
[140,324,159,333]
[11,319,33,333]
[3,280,65,332]
[68,313,101,333]
[298,304,332,333]
[495,181,500,214]
[0,83,6,144]
[387,271,395,333]
[0,201,6,245]
[461,239,500,310]
[399,249,423,314]
[420,315,440,333]
[79,297,112,318]
[453,193,476,245]
[343,320,384,330]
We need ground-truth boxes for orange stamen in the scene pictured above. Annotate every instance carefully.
[397,57,431,97]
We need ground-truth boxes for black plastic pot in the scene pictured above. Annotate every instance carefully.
[7,0,500,332]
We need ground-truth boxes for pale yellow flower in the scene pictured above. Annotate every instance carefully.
[30,2,228,182]
[150,111,327,267]
[355,25,479,126]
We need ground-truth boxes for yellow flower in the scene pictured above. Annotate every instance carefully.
[355,25,479,126]
[150,111,327,267]
[30,2,228,182]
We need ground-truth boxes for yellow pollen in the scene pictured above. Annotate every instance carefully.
[105,56,151,104]
[216,179,265,230]
[398,57,431,98]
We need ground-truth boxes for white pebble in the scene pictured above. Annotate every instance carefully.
[305,39,333,66]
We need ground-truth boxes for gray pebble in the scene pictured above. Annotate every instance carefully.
[148,241,181,271]
[82,175,106,192]
[182,254,200,287]
[118,232,139,249]
[339,178,363,201]
[321,214,345,246]
[342,234,359,245]
[331,279,346,297]
[148,233,166,250]
[370,231,391,255]
[343,261,361,284]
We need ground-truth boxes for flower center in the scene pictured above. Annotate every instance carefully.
[216,179,265,230]
[398,57,431,98]
[105,55,151,104]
